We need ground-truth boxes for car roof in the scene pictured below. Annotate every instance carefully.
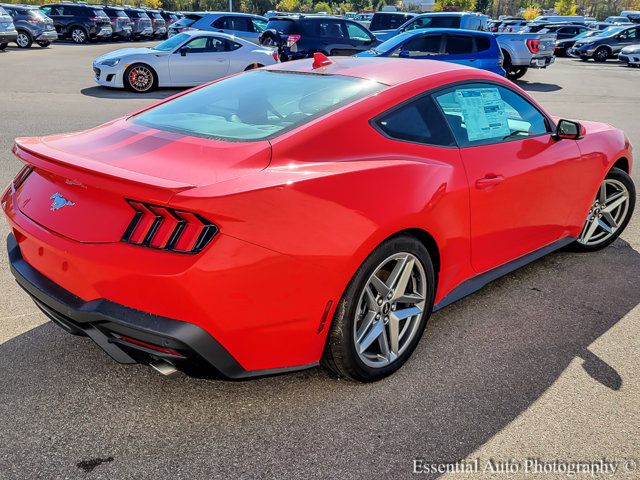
[201,11,264,18]
[178,30,248,41]
[400,27,495,37]
[264,56,482,86]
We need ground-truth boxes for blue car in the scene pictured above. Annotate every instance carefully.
[374,12,489,42]
[357,29,505,77]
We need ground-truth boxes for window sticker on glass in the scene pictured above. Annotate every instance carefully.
[454,88,510,142]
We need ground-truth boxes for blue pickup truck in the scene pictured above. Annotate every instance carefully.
[357,28,506,77]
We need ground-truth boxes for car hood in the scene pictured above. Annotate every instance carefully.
[621,44,640,53]
[94,48,163,63]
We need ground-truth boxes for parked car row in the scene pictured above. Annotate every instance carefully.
[0,3,183,49]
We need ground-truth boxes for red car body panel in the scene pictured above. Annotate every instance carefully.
[1,57,633,375]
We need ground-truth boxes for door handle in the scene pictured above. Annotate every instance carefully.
[476,175,504,189]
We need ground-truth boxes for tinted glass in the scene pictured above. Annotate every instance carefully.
[376,96,455,147]
[132,71,385,141]
[252,18,267,32]
[392,35,440,56]
[266,19,296,34]
[346,22,371,41]
[406,15,461,31]
[434,84,548,146]
[93,9,108,18]
[370,13,413,31]
[476,36,491,51]
[444,35,473,54]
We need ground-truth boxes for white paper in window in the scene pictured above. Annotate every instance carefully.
[454,88,511,142]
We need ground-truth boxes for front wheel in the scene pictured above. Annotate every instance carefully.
[124,63,157,93]
[593,47,609,62]
[570,167,635,252]
[0,43,7,51]
[322,235,435,382]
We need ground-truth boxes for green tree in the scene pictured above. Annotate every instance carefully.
[434,0,476,11]
[275,0,300,11]
[313,0,333,11]
[554,0,577,15]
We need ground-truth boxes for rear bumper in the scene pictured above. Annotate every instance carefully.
[7,233,314,379]
[0,31,18,43]
[35,30,58,42]
[529,55,555,68]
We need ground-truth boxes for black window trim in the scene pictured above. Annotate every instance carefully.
[370,79,554,149]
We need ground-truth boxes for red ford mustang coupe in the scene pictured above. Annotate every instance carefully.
[2,56,635,381]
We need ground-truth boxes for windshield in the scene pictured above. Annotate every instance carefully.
[266,19,296,34]
[153,32,189,51]
[601,26,626,36]
[131,70,385,141]
[372,30,417,53]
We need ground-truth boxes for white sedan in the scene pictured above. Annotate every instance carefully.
[92,31,278,93]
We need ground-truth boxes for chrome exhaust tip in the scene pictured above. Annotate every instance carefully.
[149,359,178,376]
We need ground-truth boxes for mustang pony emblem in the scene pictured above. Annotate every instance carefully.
[49,192,76,211]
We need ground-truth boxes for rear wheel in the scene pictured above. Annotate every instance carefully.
[570,167,635,252]
[37,41,51,48]
[0,43,7,51]
[124,63,157,93]
[322,235,435,382]
[16,31,32,48]
[244,63,263,70]
[503,56,528,80]
[593,47,609,62]
[70,27,88,44]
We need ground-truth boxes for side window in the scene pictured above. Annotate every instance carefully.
[376,96,455,147]
[225,16,253,32]
[317,20,346,39]
[185,37,211,53]
[41,6,52,15]
[434,84,549,146]
[212,16,225,29]
[346,22,371,41]
[224,40,242,51]
[392,35,441,57]
[252,18,267,33]
[444,35,474,55]
[475,36,491,52]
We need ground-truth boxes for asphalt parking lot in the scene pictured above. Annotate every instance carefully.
[0,43,639,480]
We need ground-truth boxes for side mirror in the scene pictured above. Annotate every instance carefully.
[554,119,584,140]
[398,49,410,58]
[179,46,190,56]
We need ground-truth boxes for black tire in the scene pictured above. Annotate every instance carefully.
[243,63,263,70]
[123,63,158,93]
[37,41,51,48]
[593,47,609,62]
[505,64,528,81]
[321,235,435,382]
[0,43,7,51]
[580,56,590,61]
[15,30,33,48]
[568,167,635,252]
[69,26,88,44]
[258,29,282,47]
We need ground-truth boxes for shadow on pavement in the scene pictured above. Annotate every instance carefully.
[1,239,639,478]
[517,81,562,93]
[80,86,183,100]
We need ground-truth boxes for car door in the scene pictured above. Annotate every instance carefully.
[344,21,376,53]
[613,27,639,53]
[434,83,584,273]
[315,19,353,55]
[168,36,230,85]
[439,34,477,68]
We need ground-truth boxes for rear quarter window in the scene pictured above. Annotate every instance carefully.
[375,96,455,147]
[476,36,491,52]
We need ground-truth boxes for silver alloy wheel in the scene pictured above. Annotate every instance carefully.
[353,252,427,368]
[128,66,154,92]
[578,178,630,246]
[71,28,86,44]
[16,33,29,48]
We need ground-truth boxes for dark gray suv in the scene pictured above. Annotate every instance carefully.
[570,25,640,61]
[1,4,57,48]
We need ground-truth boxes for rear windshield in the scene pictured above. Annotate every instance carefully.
[28,10,49,20]
[93,9,109,18]
[266,19,296,34]
[0,7,6,15]
[106,10,128,18]
[370,13,414,31]
[131,70,385,141]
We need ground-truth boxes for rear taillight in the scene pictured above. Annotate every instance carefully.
[272,51,279,61]
[13,165,33,190]
[286,34,301,47]
[122,200,217,254]
[526,39,541,54]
